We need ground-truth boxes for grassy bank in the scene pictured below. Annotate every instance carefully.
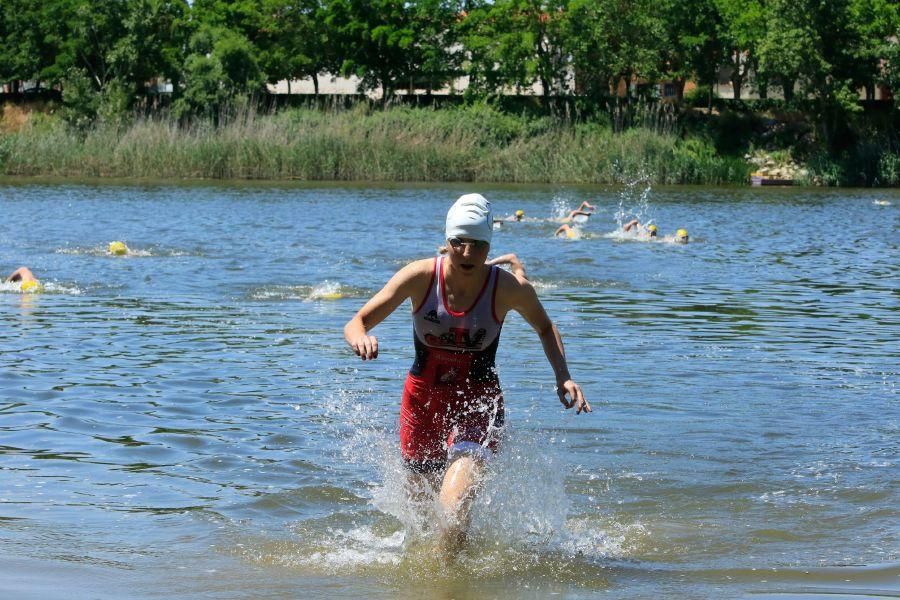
[0,103,751,185]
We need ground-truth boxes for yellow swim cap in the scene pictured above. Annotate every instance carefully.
[109,241,128,255]
[648,224,658,232]
[321,292,343,300]
[515,210,524,217]
[20,280,43,293]
[676,229,688,237]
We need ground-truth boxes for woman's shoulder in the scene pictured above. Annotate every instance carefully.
[494,264,532,292]
[492,265,538,315]
[393,257,438,282]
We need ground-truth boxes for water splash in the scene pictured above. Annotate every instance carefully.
[613,169,654,229]
[55,245,159,257]
[550,196,572,221]
[303,387,630,577]
[0,281,83,295]
[530,279,559,293]
[250,281,352,301]
[308,280,345,301]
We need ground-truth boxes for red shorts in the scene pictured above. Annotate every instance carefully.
[399,372,504,472]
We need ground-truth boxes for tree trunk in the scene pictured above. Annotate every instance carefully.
[381,72,392,106]
[312,73,319,96]
[782,77,794,102]
[675,78,685,102]
[730,50,743,101]
[730,65,743,101]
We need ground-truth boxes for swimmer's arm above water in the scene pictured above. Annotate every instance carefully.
[343,259,432,361]
[498,273,591,415]
[486,253,527,281]
[5,267,36,283]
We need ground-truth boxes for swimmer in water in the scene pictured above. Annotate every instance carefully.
[551,201,594,224]
[108,241,129,256]
[494,209,527,225]
[5,267,42,292]
[557,210,592,224]
[554,224,580,239]
[674,228,689,244]
[344,193,589,555]
[623,219,658,239]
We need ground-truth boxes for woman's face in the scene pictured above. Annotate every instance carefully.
[445,237,490,275]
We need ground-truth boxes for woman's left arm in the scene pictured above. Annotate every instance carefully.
[504,275,591,414]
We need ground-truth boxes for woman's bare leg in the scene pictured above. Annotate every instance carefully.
[436,455,485,553]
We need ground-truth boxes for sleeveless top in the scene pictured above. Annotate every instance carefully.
[410,256,503,386]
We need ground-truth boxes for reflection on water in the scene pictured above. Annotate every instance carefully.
[1,182,897,599]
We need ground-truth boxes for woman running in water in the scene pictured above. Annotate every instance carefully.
[344,193,590,553]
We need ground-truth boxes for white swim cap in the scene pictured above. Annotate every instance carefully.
[445,193,493,243]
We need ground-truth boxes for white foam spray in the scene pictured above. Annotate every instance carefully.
[613,169,654,230]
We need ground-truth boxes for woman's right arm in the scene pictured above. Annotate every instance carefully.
[343,260,431,360]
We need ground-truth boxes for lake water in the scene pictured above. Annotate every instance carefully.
[1,180,897,599]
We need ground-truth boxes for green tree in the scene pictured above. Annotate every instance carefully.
[656,0,719,104]
[881,32,900,106]
[191,0,266,44]
[324,0,462,100]
[759,0,868,149]
[0,0,70,90]
[175,24,267,117]
[107,0,190,99]
[189,0,269,90]
[713,0,765,101]
[757,0,820,102]
[258,0,332,95]
[406,0,465,95]
[462,0,569,98]
[323,0,414,99]
[848,0,900,100]
[563,0,664,100]
[53,0,131,92]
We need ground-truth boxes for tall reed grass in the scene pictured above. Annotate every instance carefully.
[0,103,750,184]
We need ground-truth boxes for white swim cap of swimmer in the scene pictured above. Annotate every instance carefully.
[445,193,493,244]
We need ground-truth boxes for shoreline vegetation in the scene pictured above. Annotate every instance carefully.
[1,99,898,186]
[2,0,898,186]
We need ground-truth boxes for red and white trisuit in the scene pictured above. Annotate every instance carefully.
[401,256,505,473]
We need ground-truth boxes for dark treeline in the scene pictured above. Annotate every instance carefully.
[1,0,899,185]
[2,0,898,111]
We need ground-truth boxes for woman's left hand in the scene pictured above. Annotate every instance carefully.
[558,379,590,414]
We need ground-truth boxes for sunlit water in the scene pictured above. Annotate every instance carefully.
[1,181,897,599]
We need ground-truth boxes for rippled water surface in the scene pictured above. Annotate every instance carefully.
[1,181,898,599]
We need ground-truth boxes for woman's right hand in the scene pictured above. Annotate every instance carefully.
[349,335,379,360]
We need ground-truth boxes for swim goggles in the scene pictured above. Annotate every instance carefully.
[448,237,490,250]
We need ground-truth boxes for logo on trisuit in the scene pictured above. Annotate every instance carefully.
[424,309,441,324]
